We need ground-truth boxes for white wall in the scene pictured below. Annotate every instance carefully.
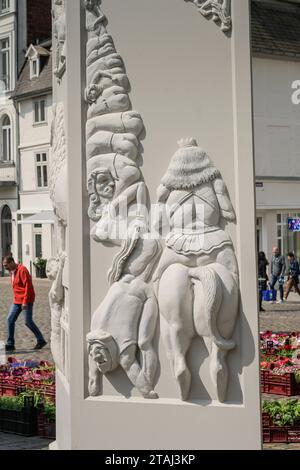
[253,57,300,178]
[18,94,52,150]
[256,180,300,210]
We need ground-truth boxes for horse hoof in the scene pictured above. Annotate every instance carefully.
[144,390,159,399]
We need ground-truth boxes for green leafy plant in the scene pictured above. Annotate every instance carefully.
[294,371,300,384]
[43,400,56,423]
[33,256,47,270]
[0,396,23,411]
[262,399,300,427]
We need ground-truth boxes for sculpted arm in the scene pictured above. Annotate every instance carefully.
[213,178,236,222]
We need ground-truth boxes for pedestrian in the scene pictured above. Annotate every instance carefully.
[258,251,269,312]
[3,255,47,352]
[270,246,286,304]
[284,252,300,300]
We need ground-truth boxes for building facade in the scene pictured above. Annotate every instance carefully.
[13,42,55,275]
[252,0,300,261]
[0,0,51,273]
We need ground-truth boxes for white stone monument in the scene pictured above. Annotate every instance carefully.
[50,0,262,450]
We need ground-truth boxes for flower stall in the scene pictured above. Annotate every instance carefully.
[0,358,56,438]
[260,332,300,396]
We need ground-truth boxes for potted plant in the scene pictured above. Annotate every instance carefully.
[33,256,47,278]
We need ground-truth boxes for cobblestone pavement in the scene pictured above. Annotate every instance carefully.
[0,278,53,363]
[259,293,300,332]
[0,277,54,449]
[0,279,300,449]
[0,432,53,450]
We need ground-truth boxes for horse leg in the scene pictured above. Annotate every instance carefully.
[210,342,229,403]
[170,327,193,401]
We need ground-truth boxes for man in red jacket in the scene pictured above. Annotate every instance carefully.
[3,256,47,352]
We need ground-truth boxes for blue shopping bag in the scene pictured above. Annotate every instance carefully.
[262,289,277,302]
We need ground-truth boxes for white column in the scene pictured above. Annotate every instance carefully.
[54,0,261,450]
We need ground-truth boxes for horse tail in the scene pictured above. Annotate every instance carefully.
[189,266,235,351]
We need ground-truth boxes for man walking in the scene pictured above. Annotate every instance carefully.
[285,252,300,300]
[270,247,286,304]
[3,256,47,352]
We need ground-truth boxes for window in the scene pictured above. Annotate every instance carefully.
[1,114,11,161]
[0,38,10,90]
[1,0,10,13]
[34,99,46,123]
[30,58,40,79]
[35,153,48,188]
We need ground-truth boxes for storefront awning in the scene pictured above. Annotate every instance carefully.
[18,211,56,225]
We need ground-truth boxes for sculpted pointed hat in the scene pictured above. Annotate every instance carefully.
[161,138,220,190]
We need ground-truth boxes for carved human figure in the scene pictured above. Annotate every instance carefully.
[53,0,66,80]
[87,274,159,399]
[84,0,107,36]
[46,252,66,370]
[154,139,239,402]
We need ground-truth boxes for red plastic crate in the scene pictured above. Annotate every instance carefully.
[263,426,300,443]
[1,383,17,396]
[260,370,299,396]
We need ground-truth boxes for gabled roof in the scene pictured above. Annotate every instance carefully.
[251,0,300,58]
[25,44,50,59]
[13,52,52,100]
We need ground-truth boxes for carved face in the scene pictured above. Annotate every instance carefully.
[94,170,115,199]
[90,344,112,374]
[84,0,98,11]
[86,84,101,104]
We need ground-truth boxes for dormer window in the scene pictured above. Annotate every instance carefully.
[25,44,50,81]
[30,58,40,79]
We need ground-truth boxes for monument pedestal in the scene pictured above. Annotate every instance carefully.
[51,0,261,450]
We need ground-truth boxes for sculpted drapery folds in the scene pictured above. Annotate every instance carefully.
[84,0,160,399]
[184,0,232,31]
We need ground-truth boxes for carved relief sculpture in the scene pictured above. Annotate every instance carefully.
[48,102,69,377]
[184,0,232,31]
[85,0,160,399]
[52,0,66,81]
[154,139,239,402]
